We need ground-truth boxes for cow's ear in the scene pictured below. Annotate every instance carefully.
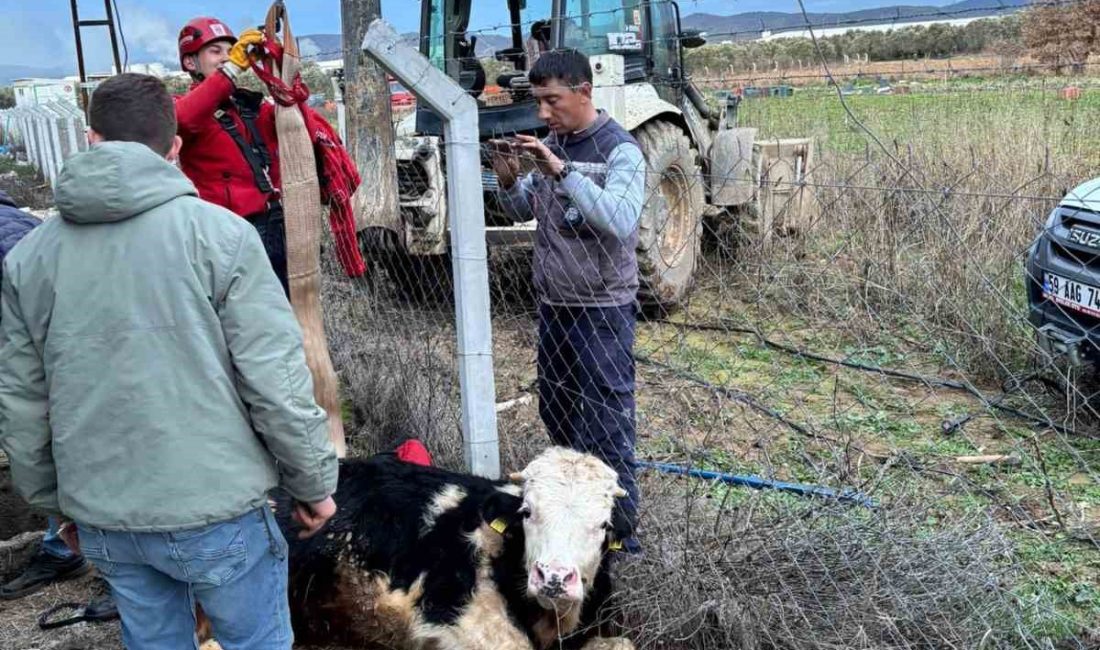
[608,501,634,546]
[480,490,523,532]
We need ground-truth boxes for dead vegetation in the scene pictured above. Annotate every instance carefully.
[319,240,1099,650]
[612,485,1030,650]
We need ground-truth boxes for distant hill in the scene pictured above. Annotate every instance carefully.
[297,33,343,58]
[0,65,70,86]
[682,0,1030,40]
[297,0,1029,63]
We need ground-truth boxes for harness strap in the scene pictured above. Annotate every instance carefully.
[214,107,275,195]
[238,104,272,168]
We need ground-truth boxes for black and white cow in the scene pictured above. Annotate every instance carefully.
[266,446,634,650]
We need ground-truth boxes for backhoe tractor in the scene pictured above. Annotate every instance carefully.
[379,0,816,312]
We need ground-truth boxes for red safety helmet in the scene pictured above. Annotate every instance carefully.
[177,17,236,70]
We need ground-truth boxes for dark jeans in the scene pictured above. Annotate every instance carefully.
[248,206,289,298]
[537,303,639,535]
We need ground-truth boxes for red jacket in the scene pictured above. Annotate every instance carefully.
[175,72,285,219]
[175,72,365,277]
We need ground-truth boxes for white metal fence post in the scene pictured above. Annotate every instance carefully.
[44,107,65,187]
[0,103,88,198]
[361,19,501,479]
[20,111,39,170]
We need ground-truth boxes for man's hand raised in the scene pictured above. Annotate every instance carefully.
[514,135,564,179]
[489,139,522,190]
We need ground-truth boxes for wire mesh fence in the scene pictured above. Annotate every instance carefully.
[314,11,1100,644]
[2,3,1096,646]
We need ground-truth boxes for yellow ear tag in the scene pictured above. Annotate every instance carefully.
[490,518,509,534]
[608,539,624,552]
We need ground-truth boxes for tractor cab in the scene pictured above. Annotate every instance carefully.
[414,0,706,137]
[387,0,812,314]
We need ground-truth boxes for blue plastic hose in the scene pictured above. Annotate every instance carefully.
[638,461,876,508]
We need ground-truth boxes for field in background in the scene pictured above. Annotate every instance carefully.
[733,78,1100,378]
[699,53,1001,86]
[677,76,1100,639]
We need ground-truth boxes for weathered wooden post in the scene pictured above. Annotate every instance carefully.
[342,0,399,234]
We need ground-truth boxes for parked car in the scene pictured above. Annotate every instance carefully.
[1026,177,1100,365]
[389,77,415,108]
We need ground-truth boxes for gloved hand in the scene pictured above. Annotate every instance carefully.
[226,29,265,71]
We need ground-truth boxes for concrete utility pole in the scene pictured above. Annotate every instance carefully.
[341,0,400,233]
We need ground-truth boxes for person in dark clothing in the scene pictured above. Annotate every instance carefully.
[0,191,94,599]
[0,192,40,267]
[492,50,646,552]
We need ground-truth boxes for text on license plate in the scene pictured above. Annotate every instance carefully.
[1043,273,1100,317]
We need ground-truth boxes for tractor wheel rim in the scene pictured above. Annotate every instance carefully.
[657,165,692,267]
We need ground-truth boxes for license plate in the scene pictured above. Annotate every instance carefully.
[1068,227,1100,249]
[1043,272,1100,318]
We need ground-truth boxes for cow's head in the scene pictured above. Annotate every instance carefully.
[485,447,631,611]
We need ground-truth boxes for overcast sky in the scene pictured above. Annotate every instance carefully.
[0,0,951,73]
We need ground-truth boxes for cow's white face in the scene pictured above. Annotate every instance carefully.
[509,448,626,611]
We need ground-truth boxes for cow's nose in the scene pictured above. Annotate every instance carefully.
[533,562,579,598]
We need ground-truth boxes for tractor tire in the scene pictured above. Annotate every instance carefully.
[380,251,454,304]
[633,120,706,316]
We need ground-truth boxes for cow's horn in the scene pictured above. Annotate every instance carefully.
[508,471,525,484]
[613,487,627,498]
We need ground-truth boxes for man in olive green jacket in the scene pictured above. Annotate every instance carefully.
[0,73,337,649]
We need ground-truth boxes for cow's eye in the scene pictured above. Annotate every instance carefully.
[519,505,532,519]
[601,521,613,532]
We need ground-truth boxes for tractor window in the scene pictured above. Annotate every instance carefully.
[649,0,680,79]
[425,0,555,82]
[561,0,644,55]
[426,0,446,68]
[467,0,553,38]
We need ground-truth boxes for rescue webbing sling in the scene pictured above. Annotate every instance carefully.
[260,1,347,458]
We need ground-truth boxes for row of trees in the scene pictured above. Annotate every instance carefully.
[162,62,334,100]
[1023,0,1100,71]
[684,16,1023,74]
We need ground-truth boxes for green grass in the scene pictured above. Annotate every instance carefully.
[736,85,1100,166]
[637,80,1100,639]
[1012,531,1100,639]
[0,156,37,179]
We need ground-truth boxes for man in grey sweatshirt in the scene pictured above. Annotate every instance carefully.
[493,49,646,551]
